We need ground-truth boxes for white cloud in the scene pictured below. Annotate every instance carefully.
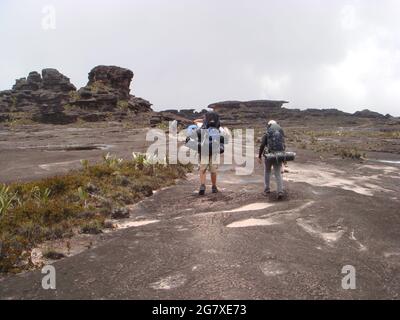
[340,4,361,30]
[260,75,291,99]
[0,0,399,115]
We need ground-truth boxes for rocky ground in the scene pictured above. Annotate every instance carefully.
[0,122,152,183]
[0,122,399,299]
[1,65,400,299]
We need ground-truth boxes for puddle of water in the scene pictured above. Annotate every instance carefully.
[349,230,368,252]
[227,218,278,228]
[287,163,393,196]
[260,201,315,219]
[39,160,81,171]
[30,234,99,267]
[358,164,399,175]
[260,261,288,277]
[296,218,345,245]
[320,230,346,244]
[20,144,113,151]
[370,159,400,165]
[384,252,400,258]
[194,202,275,218]
[227,201,315,229]
[115,220,159,229]
[150,273,187,290]
[224,203,274,213]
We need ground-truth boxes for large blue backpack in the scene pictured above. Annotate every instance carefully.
[200,127,224,155]
[267,125,285,152]
[201,112,224,155]
[185,126,224,155]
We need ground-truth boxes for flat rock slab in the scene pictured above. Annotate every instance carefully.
[1,152,400,299]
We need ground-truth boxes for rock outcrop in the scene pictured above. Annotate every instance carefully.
[205,100,289,124]
[0,66,152,124]
[353,109,388,119]
[0,69,77,123]
[88,66,133,100]
[150,111,193,127]
[208,100,288,111]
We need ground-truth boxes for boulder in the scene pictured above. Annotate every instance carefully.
[73,66,152,117]
[127,96,152,113]
[41,68,76,92]
[87,65,133,100]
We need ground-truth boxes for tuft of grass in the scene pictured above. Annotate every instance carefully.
[80,159,90,170]
[117,100,129,110]
[337,148,366,160]
[156,122,169,131]
[103,152,123,168]
[0,184,19,216]
[80,220,104,235]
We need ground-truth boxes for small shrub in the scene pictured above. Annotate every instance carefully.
[337,148,366,160]
[0,184,18,216]
[117,100,129,110]
[42,249,65,260]
[77,187,89,208]
[103,153,123,169]
[80,220,104,235]
[31,186,51,205]
[80,159,90,170]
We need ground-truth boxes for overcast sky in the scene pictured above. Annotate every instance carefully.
[1,0,399,115]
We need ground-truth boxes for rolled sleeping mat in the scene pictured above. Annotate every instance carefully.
[264,151,296,162]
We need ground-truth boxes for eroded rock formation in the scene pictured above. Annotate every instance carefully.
[0,69,76,123]
[0,66,153,124]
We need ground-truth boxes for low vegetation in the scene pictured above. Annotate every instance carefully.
[285,128,370,159]
[0,153,192,273]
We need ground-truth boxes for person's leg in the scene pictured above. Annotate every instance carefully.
[211,172,218,193]
[273,161,284,196]
[199,165,207,195]
[210,155,219,193]
[211,172,217,186]
[264,158,272,193]
[200,167,207,185]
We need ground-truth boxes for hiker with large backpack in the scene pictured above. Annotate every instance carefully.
[258,120,286,200]
[186,111,224,196]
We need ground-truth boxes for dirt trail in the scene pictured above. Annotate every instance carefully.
[1,149,399,299]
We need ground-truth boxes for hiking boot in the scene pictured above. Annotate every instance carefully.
[199,185,206,196]
[264,189,271,195]
[277,192,284,200]
[212,185,218,194]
